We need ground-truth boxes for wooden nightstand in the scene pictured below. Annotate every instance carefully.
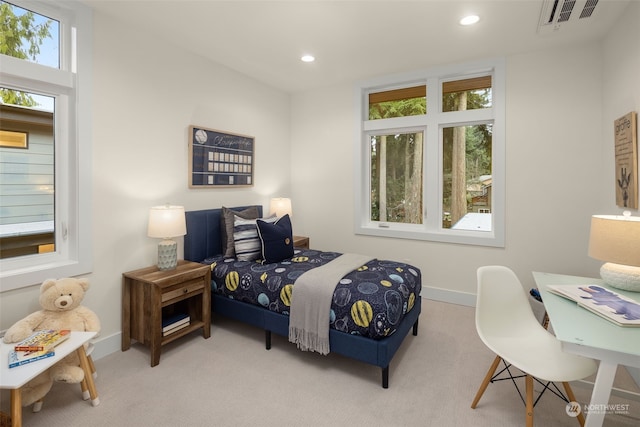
[293,235,309,249]
[121,260,211,366]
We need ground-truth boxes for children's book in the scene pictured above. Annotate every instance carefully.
[162,322,190,336]
[162,313,190,333]
[8,349,55,368]
[13,329,71,352]
[547,284,640,327]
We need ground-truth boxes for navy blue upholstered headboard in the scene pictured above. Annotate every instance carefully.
[184,206,263,262]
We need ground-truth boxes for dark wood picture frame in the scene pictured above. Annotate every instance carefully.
[188,125,254,188]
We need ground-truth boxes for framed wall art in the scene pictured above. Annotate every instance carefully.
[188,125,254,187]
[613,112,638,209]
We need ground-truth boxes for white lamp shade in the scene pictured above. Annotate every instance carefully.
[147,205,187,239]
[588,214,640,268]
[270,198,292,218]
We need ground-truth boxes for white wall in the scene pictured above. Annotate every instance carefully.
[291,30,636,303]
[602,1,640,211]
[600,0,640,386]
[0,10,292,356]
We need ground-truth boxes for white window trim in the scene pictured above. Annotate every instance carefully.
[0,0,92,291]
[353,58,505,247]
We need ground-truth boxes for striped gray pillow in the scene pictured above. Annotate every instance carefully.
[233,215,278,261]
[221,206,259,258]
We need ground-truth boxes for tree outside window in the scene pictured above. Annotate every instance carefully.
[356,60,504,247]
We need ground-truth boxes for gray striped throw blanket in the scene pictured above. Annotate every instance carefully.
[288,253,374,355]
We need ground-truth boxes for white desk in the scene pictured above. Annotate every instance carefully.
[0,331,99,427]
[533,272,640,427]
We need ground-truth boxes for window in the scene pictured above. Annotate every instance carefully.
[0,0,93,291]
[370,131,423,224]
[355,59,505,247]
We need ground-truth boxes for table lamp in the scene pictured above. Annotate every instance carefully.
[147,205,186,270]
[270,197,292,218]
[588,211,640,292]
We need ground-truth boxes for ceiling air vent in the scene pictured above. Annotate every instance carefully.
[538,0,599,34]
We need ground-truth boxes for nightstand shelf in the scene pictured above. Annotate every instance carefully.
[122,260,211,366]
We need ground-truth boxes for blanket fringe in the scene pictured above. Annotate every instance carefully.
[289,326,330,355]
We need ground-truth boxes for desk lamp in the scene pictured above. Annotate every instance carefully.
[147,205,186,270]
[588,211,640,292]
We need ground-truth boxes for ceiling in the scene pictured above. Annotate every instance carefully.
[83,0,631,93]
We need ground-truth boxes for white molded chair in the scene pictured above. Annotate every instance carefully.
[471,266,597,427]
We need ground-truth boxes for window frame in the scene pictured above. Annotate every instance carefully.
[0,0,92,291]
[354,59,505,247]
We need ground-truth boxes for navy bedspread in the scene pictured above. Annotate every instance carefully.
[203,248,421,340]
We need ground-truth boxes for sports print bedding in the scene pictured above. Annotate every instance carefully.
[203,248,421,340]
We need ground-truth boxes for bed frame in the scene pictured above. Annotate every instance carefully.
[184,206,421,388]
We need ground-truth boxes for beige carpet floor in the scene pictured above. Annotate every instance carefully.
[1,299,638,426]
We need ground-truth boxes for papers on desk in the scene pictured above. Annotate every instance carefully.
[547,284,640,327]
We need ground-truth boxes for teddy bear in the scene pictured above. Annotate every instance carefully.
[3,277,101,408]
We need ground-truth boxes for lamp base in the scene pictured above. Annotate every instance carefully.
[157,239,178,271]
[600,262,640,292]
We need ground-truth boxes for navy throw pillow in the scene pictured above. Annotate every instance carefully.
[256,214,294,264]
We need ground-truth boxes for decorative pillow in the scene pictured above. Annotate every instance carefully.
[233,215,278,261]
[256,214,294,264]
[221,206,260,258]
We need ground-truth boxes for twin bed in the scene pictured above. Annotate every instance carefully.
[184,206,422,388]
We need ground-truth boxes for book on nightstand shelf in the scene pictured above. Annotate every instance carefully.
[13,329,71,351]
[547,284,640,327]
[163,322,190,336]
[162,313,190,335]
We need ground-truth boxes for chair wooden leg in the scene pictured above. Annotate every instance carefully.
[526,375,534,427]
[471,355,502,409]
[562,382,585,427]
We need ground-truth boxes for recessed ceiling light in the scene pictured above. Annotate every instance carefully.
[301,55,315,63]
[460,15,480,26]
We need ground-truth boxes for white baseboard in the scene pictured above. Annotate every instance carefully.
[422,285,476,307]
[91,331,121,361]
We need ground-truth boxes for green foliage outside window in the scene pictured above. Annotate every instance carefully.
[0,1,53,106]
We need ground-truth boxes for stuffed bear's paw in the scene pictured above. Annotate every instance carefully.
[20,380,53,407]
[51,365,85,383]
[2,328,31,344]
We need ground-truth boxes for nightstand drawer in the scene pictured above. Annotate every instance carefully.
[161,278,205,303]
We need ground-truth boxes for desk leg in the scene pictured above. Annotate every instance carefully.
[10,389,21,427]
[584,360,617,427]
[76,346,100,407]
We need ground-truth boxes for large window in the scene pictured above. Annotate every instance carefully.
[0,0,92,291]
[355,59,505,247]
